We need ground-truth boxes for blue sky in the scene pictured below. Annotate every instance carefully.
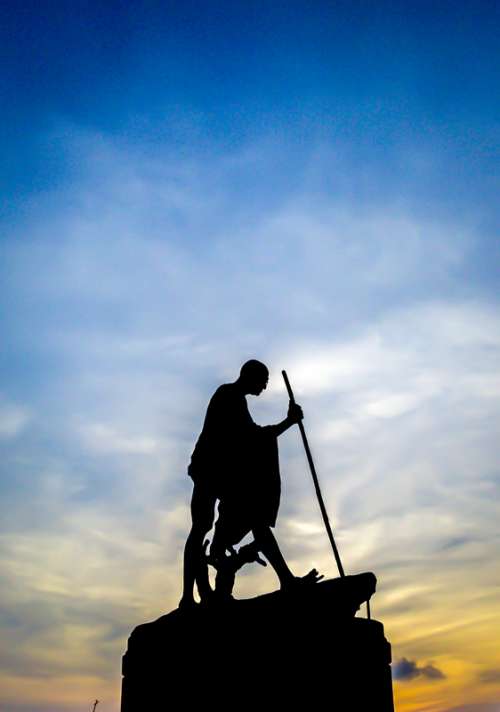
[1,2,500,711]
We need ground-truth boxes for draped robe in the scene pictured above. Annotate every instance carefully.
[188,383,281,544]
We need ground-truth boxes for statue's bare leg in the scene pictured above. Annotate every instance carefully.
[179,483,216,609]
[251,524,294,587]
[252,524,322,589]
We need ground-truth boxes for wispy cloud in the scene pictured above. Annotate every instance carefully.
[479,671,500,685]
[1,129,499,711]
[442,705,500,712]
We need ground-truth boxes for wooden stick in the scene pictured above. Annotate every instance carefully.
[282,370,345,578]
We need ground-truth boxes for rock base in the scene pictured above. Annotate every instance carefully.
[121,573,394,711]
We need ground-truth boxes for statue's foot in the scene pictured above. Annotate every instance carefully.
[178,596,199,611]
[281,569,324,591]
[198,591,215,607]
[201,591,235,607]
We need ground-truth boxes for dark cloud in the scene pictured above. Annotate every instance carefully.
[393,657,445,681]
[437,536,473,552]
[479,669,500,684]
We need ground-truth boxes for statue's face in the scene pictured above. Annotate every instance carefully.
[248,371,269,396]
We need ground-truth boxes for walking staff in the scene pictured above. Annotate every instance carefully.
[282,370,371,619]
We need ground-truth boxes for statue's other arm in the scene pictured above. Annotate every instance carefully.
[268,402,303,437]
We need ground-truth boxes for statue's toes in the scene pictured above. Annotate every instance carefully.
[298,569,324,585]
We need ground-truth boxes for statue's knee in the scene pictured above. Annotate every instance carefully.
[192,521,212,540]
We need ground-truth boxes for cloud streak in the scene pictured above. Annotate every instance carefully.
[1,129,499,712]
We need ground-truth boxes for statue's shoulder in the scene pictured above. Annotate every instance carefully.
[211,382,238,402]
[206,384,243,418]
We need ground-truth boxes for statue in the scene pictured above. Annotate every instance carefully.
[121,364,395,712]
[179,359,322,608]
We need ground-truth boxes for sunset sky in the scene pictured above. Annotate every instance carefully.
[1,2,499,711]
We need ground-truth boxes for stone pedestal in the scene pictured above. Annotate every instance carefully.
[121,573,394,711]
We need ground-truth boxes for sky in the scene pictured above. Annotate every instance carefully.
[1,1,499,710]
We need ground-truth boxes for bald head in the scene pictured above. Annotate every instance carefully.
[238,359,269,395]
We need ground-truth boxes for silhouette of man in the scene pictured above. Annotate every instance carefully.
[180,360,320,608]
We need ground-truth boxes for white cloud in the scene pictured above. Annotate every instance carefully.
[0,399,31,439]
[79,423,160,455]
